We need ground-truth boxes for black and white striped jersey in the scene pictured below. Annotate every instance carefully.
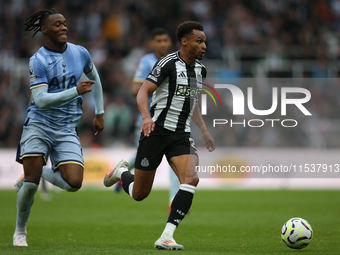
[146,51,207,133]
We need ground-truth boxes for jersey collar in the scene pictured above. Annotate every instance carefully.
[43,43,68,53]
[177,50,196,68]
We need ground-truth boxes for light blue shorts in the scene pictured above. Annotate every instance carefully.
[16,122,84,171]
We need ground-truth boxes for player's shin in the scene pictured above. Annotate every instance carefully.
[15,181,39,234]
[121,171,135,198]
[162,184,196,237]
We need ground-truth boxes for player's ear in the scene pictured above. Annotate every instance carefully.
[181,37,187,46]
[41,25,47,34]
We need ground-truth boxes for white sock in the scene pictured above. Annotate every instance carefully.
[128,182,134,199]
[117,167,128,178]
[14,225,27,236]
[160,222,177,238]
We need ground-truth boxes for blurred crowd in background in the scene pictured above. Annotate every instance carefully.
[1,0,340,148]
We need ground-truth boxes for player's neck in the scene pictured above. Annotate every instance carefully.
[45,40,67,53]
[179,51,195,67]
[155,52,163,59]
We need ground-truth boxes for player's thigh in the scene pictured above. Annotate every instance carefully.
[59,163,84,186]
[50,129,84,171]
[132,168,157,200]
[17,123,51,163]
[134,127,167,171]
[169,154,199,185]
[133,139,162,199]
[22,156,45,183]
[17,123,51,182]
[50,130,84,186]
[166,133,199,184]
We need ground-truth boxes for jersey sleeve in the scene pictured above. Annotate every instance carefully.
[78,45,93,75]
[133,56,150,83]
[29,55,48,90]
[146,60,171,87]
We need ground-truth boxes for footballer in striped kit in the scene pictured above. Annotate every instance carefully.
[104,21,215,250]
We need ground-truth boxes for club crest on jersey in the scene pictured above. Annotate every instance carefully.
[62,63,66,73]
[141,158,149,167]
[196,72,202,82]
[152,66,161,77]
[29,66,34,76]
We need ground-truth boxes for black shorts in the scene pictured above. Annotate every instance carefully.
[134,125,198,171]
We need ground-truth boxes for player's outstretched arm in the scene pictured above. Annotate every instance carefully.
[32,80,94,109]
[137,80,157,137]
[86,64,105,135]
[192,103,215,152]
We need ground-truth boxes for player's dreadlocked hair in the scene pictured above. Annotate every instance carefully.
[24,8,60,37]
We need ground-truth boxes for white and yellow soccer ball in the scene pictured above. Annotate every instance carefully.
[281,217,313,249]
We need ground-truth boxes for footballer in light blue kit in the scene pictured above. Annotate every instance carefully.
[133,52,158,134]
[128,28,179,210]
[13,9,105,247]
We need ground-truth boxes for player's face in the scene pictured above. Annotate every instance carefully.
[186,29,206,60]
[42,14,68,48]
[151,34,172,58]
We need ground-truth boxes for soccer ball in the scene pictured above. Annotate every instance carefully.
[281,217,313,249]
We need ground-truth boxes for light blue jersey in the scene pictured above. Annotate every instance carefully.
[133,53,157,135]
[28,42,93,129]
[133,52,158,83]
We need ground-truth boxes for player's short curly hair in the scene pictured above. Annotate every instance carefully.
[176,21,204,43]
[150,27,170,39]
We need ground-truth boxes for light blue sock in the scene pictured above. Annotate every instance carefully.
[169,168,180,203]
[41,166,80,192]
[16,181,38,232]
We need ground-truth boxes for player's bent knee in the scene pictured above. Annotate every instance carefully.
[64,176,83,189]
[183,177,199,187]
[65,184,81,192]
[132,191,149,201]
[23,181,39,195]
[133,192,149,201]
[64,179,82,192]
[133,195,146,201]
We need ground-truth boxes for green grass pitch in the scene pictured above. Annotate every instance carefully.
[1,188,339,254]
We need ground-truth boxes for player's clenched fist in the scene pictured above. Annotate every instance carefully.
[76,80,96,95]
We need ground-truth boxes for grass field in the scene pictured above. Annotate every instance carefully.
[1,188,339,254]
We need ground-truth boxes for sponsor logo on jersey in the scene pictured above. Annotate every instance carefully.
[141,158,149,167]
[175,85,201,98]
